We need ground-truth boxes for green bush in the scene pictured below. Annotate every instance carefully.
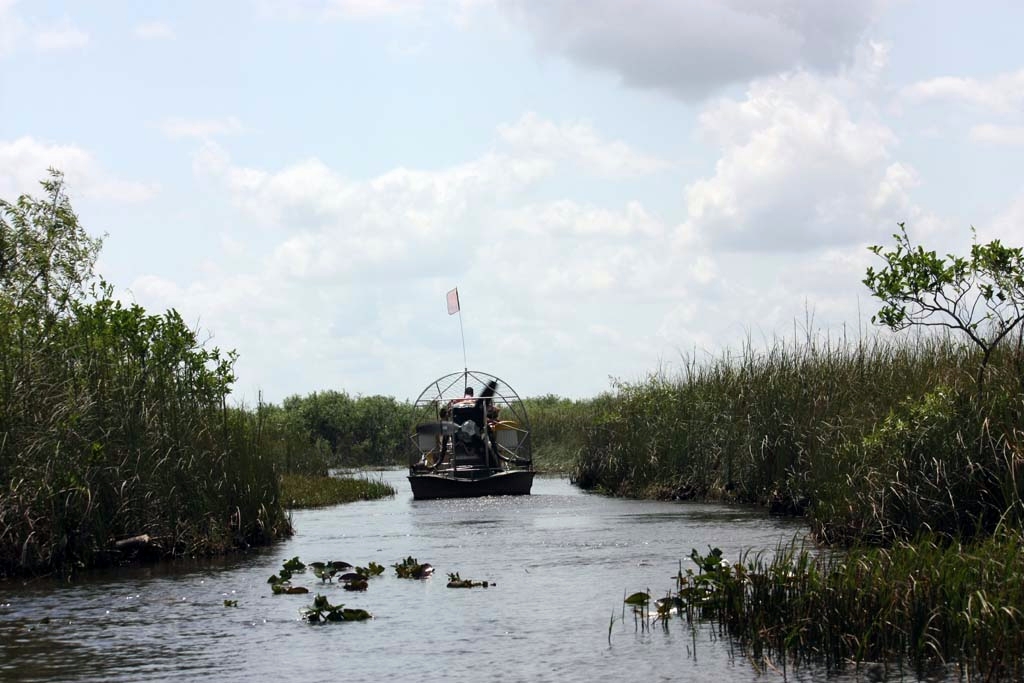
[0,172,290,576]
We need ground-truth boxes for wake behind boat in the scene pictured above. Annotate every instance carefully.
[408,370,534,500]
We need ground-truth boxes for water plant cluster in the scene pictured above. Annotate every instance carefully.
[445,572,491,588]
[301,594,372,623]
[267,557,387,594]
[392,556,435,579]
[626,540,1024,680]
[265,555,491,624]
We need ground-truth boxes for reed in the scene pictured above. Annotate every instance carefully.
[281,472,396,509]
[570,330,1024,543]
[663,536,1024,679]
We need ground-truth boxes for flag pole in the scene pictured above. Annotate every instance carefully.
[458,308,468,372]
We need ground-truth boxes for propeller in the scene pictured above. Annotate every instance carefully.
[480,379,499,399]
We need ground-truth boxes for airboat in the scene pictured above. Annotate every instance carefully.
[408,370,534,500]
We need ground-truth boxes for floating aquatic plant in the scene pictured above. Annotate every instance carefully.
[269,559,309,594]
[446,572,491,588]
[223,599,238,607]
[309,561,339,583]
[393,556,434,579]
[282,557,306,572]
[623,590,652,631]
[356,562,385,577]
[267,568,293,584]
[624,591,650,607]
[302,594,372,623]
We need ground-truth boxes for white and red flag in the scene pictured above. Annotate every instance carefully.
[446,287,460,315]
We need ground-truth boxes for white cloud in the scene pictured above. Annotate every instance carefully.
[0,0,26,57]
[684,71,909,250]
[133,21,175,41]
[255,0,429,21]
[503,0,882,101]
[497,112,668,177]
[986,193,1024,246]
[0,4,90,55]
[0,137,158,203]
[478,199,671,302]
[162,115,699,399]
[969,123,1024,146]
[32,20,89,51]
[158,116,246,139]
[190,114,667,290]
[321,0,423,18]
[501,199,664,239]
[872,162,919,214]
[902,69,1024,115]
[1,3,101,56]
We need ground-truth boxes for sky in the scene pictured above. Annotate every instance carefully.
[3,0,1024,404]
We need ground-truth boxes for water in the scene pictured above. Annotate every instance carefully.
[0,471,844,682]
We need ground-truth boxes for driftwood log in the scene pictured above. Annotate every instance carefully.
[112,534,162,553]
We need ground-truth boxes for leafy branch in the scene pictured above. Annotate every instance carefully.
[864,223,1024,393]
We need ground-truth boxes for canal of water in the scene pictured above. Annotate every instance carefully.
[1,470,880,682]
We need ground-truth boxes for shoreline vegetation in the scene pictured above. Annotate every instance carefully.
[281,472,396,509]
[0,174,404,578]
[5,175,1024,673]
[594,225,1024,676]
[594,332,1024,676]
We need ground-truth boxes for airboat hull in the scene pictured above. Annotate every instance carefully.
[408,469,535,500]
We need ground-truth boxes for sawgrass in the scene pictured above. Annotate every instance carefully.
[281,472,396,509]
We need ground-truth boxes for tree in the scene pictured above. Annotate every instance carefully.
[0,169,102,323]
[863,223,1024,392]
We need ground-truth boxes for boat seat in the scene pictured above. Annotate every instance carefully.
[451,403,483,426]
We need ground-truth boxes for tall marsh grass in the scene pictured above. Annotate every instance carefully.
[572,332,1024,544]
[669,534,1024,678]
[0,299,293,575]
[523,394,616,472]
[281,472,396,509]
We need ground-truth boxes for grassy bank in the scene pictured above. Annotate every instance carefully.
[281,472,396,508]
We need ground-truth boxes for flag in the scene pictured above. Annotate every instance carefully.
[446,287,460,315]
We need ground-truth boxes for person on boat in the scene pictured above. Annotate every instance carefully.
[452,386,476,408]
